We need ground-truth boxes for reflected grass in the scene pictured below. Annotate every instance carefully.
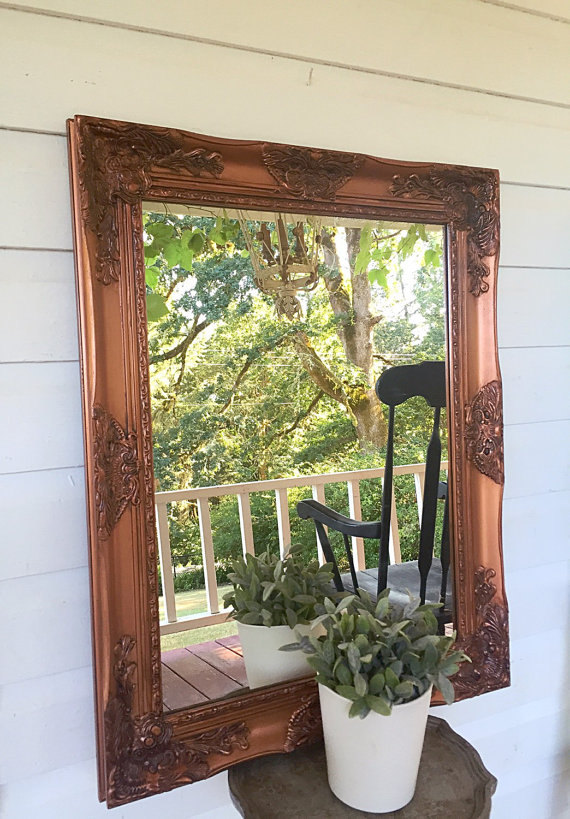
[159,584,236,651]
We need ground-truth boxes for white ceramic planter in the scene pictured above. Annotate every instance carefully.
[236,621,315,689]
[318,682,432,813]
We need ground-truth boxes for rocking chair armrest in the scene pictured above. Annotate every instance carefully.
[297,499,382,539]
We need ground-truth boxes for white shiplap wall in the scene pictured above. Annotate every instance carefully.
[1,2,569,817]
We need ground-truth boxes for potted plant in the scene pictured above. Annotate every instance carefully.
[285,590,469,813]
[222,544,334,689]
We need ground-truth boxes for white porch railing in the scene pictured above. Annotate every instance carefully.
[156,462,447,636]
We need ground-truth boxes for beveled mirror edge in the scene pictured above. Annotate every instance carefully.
[67,114,509,808]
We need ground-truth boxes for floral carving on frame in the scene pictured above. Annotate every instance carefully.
[77,121,224,284]
[465,380,504,485]
[390,167,499,297]
[105,636,250,807]
[284,693,323,751]
[262,145,363,200]
[453,568,510,700]
[92,405,140,539]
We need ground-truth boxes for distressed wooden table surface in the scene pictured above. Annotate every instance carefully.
[229,716,496,818]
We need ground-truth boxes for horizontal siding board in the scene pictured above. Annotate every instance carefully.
[503,419,570,498]
[0,361,83,474]
[500,345,570,425]
[0,667,94,782]
[446,695,567,757]
[0,467,87,581]
[459,709,568,778]
[499,185,570,269]
[495,753,570,800]
[492,770,569,819]
[0,567,92,684]
[0,130,71,250]
[0,757,237,818]
[0,250,78,362]
[4,0,570,104]
[502,490,570,571]
[505,559,569,641]
[498,268,570,349]
[2,10,570,187]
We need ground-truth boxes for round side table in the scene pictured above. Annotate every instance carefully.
[229,716,496,818]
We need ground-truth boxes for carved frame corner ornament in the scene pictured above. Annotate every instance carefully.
[453,568,510,700]
[465,380,505,485]
[76,119,224,284]
[262,145,363,199]
[390,166,499,297]
[92,405,140,539]
[67,116,508,807]
[105,636,250,807]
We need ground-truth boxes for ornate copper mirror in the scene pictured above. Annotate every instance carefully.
[67,115,509,808]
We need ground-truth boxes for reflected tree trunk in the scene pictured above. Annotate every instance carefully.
[291,227,387,450]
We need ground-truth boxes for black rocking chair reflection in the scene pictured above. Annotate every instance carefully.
[297,361,452,627]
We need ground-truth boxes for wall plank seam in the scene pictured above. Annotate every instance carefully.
[1,4,569,111]
[0,464,84,477]
[475,0,570,25]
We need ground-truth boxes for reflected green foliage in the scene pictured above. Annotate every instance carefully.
[223,544,334,627]
[144,212,446,576]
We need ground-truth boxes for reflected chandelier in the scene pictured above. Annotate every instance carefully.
[237,212,322,320]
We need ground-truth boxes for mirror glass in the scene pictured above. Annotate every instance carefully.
[143,204,450,712]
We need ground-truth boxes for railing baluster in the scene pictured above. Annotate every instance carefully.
[275,488,291,558]
[390,490,402,564]
[311,484,326,564]
[381,476,402,565]
[197,497,219,615]
[155,501,177,624]
[155,461,445,636]
[237,492,255,556]
[347,479,366,571]
[414,468,426,527]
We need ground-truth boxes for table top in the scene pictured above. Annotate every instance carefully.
[229,715,496,818]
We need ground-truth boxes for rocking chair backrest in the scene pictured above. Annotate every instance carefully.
[297,360,450,613]
[375,361,447,601]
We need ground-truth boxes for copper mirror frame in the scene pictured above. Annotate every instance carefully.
[67,115,509,808]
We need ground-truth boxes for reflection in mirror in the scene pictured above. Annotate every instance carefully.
[144,205,450,713]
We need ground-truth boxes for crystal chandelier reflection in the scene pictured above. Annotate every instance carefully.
[237,212,322,320]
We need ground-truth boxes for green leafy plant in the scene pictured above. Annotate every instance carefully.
[283,590,469,718]
[222,544,335,628]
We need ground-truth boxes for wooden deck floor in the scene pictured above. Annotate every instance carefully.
[161,600,454,711]
[161,634,249,711]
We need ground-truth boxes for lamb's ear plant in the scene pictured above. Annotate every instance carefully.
[282,589,470,718]
[222,544,335,628]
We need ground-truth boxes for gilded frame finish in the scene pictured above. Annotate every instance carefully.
[67,115,509,808]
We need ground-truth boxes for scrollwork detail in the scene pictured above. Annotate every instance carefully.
[92,405,140,539]
[105,636,249,807]
[284,693,322,751]
[391,167,499,297]
[453,568,510,700]
[262,145,363,199]
[77,120,224,284]
[465,380,504,485]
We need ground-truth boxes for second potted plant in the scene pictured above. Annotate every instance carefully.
[223,544,334,689]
